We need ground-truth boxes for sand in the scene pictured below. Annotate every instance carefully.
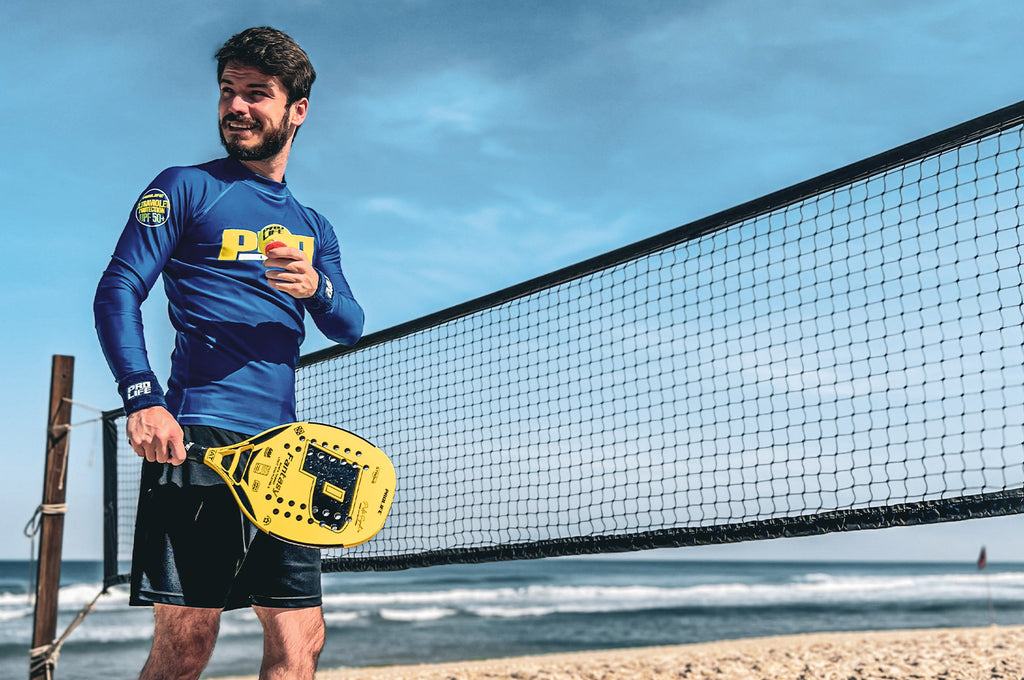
[214,625,1024,680]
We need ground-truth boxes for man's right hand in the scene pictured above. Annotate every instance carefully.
[127,406,187,465]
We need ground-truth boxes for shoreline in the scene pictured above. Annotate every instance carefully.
[213,624,1024,679]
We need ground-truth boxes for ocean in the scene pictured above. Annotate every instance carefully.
[1,557,1021,679]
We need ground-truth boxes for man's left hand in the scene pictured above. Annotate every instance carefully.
[263,246,318,299]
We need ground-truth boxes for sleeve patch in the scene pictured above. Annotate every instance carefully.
[135,188,171,227]
[126,381,153,400]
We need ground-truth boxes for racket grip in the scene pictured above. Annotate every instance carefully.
[184,441,208,462]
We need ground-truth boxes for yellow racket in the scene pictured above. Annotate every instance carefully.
[186,422,395,548]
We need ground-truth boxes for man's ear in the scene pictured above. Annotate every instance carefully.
[290,98,309,128]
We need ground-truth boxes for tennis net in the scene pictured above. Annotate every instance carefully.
[103,99,1024,583]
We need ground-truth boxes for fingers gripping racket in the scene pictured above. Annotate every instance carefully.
[185,422,396,548]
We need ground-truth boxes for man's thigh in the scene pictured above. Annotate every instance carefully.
[140,604,222,680]
[153,603,222,644]
[254,605,326,658]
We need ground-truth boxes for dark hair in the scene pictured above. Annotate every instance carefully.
[215,27,316,104]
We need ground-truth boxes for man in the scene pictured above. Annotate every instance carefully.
[94,27,363,680]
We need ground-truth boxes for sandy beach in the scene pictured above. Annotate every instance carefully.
[213,625,1024,680]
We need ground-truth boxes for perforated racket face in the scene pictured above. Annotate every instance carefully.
[202,422,396,548]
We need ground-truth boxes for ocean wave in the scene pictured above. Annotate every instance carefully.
[6,569,1018,625]
[321,587,524,607]
[55,584,128,610]
[321,571,1024,620]
[2,564,1020,647]
[0,608,29,623]
[57,620,154,644]
[379,607,457,622]
[323,611,361,624]
[792,571,1024,601]
[64,608,273,643]
[467,605,557,618]
[0,583,130,611]
[0,591,34,608]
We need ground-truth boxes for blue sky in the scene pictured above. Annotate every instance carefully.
[4,0,1024,561]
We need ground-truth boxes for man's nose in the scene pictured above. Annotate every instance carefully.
[225,94,248,114]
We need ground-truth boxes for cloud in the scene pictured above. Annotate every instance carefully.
[350,189,640,325]
[361,197,423,222]
[348,67,531,156]
[359,190,633,254]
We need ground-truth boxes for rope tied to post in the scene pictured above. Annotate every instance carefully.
[23,503,70,609]
[28,588,105,680]
[23,504,67,539]
[49,397,104,436]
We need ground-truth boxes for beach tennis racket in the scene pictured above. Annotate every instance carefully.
[185,422,396,548]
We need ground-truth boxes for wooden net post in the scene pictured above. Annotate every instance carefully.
[29,355,74,680]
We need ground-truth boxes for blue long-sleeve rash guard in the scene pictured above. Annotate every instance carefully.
[95,157,364,434]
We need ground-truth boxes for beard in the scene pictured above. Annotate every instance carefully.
[219,112,293,162]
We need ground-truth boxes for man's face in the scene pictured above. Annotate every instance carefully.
[218,62,305,162]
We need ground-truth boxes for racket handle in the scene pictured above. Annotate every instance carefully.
[184,441,208,462]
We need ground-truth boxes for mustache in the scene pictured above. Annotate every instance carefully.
[221,113,262,128]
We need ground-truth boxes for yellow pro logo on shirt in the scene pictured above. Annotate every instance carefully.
[218,225,315,261]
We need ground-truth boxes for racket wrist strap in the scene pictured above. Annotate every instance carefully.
[302,268,334,315]
[117,371,167,416]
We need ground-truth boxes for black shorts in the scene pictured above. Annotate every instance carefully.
[129,425,322,610]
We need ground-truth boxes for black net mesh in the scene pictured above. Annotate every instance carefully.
[103,101,1024,584]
